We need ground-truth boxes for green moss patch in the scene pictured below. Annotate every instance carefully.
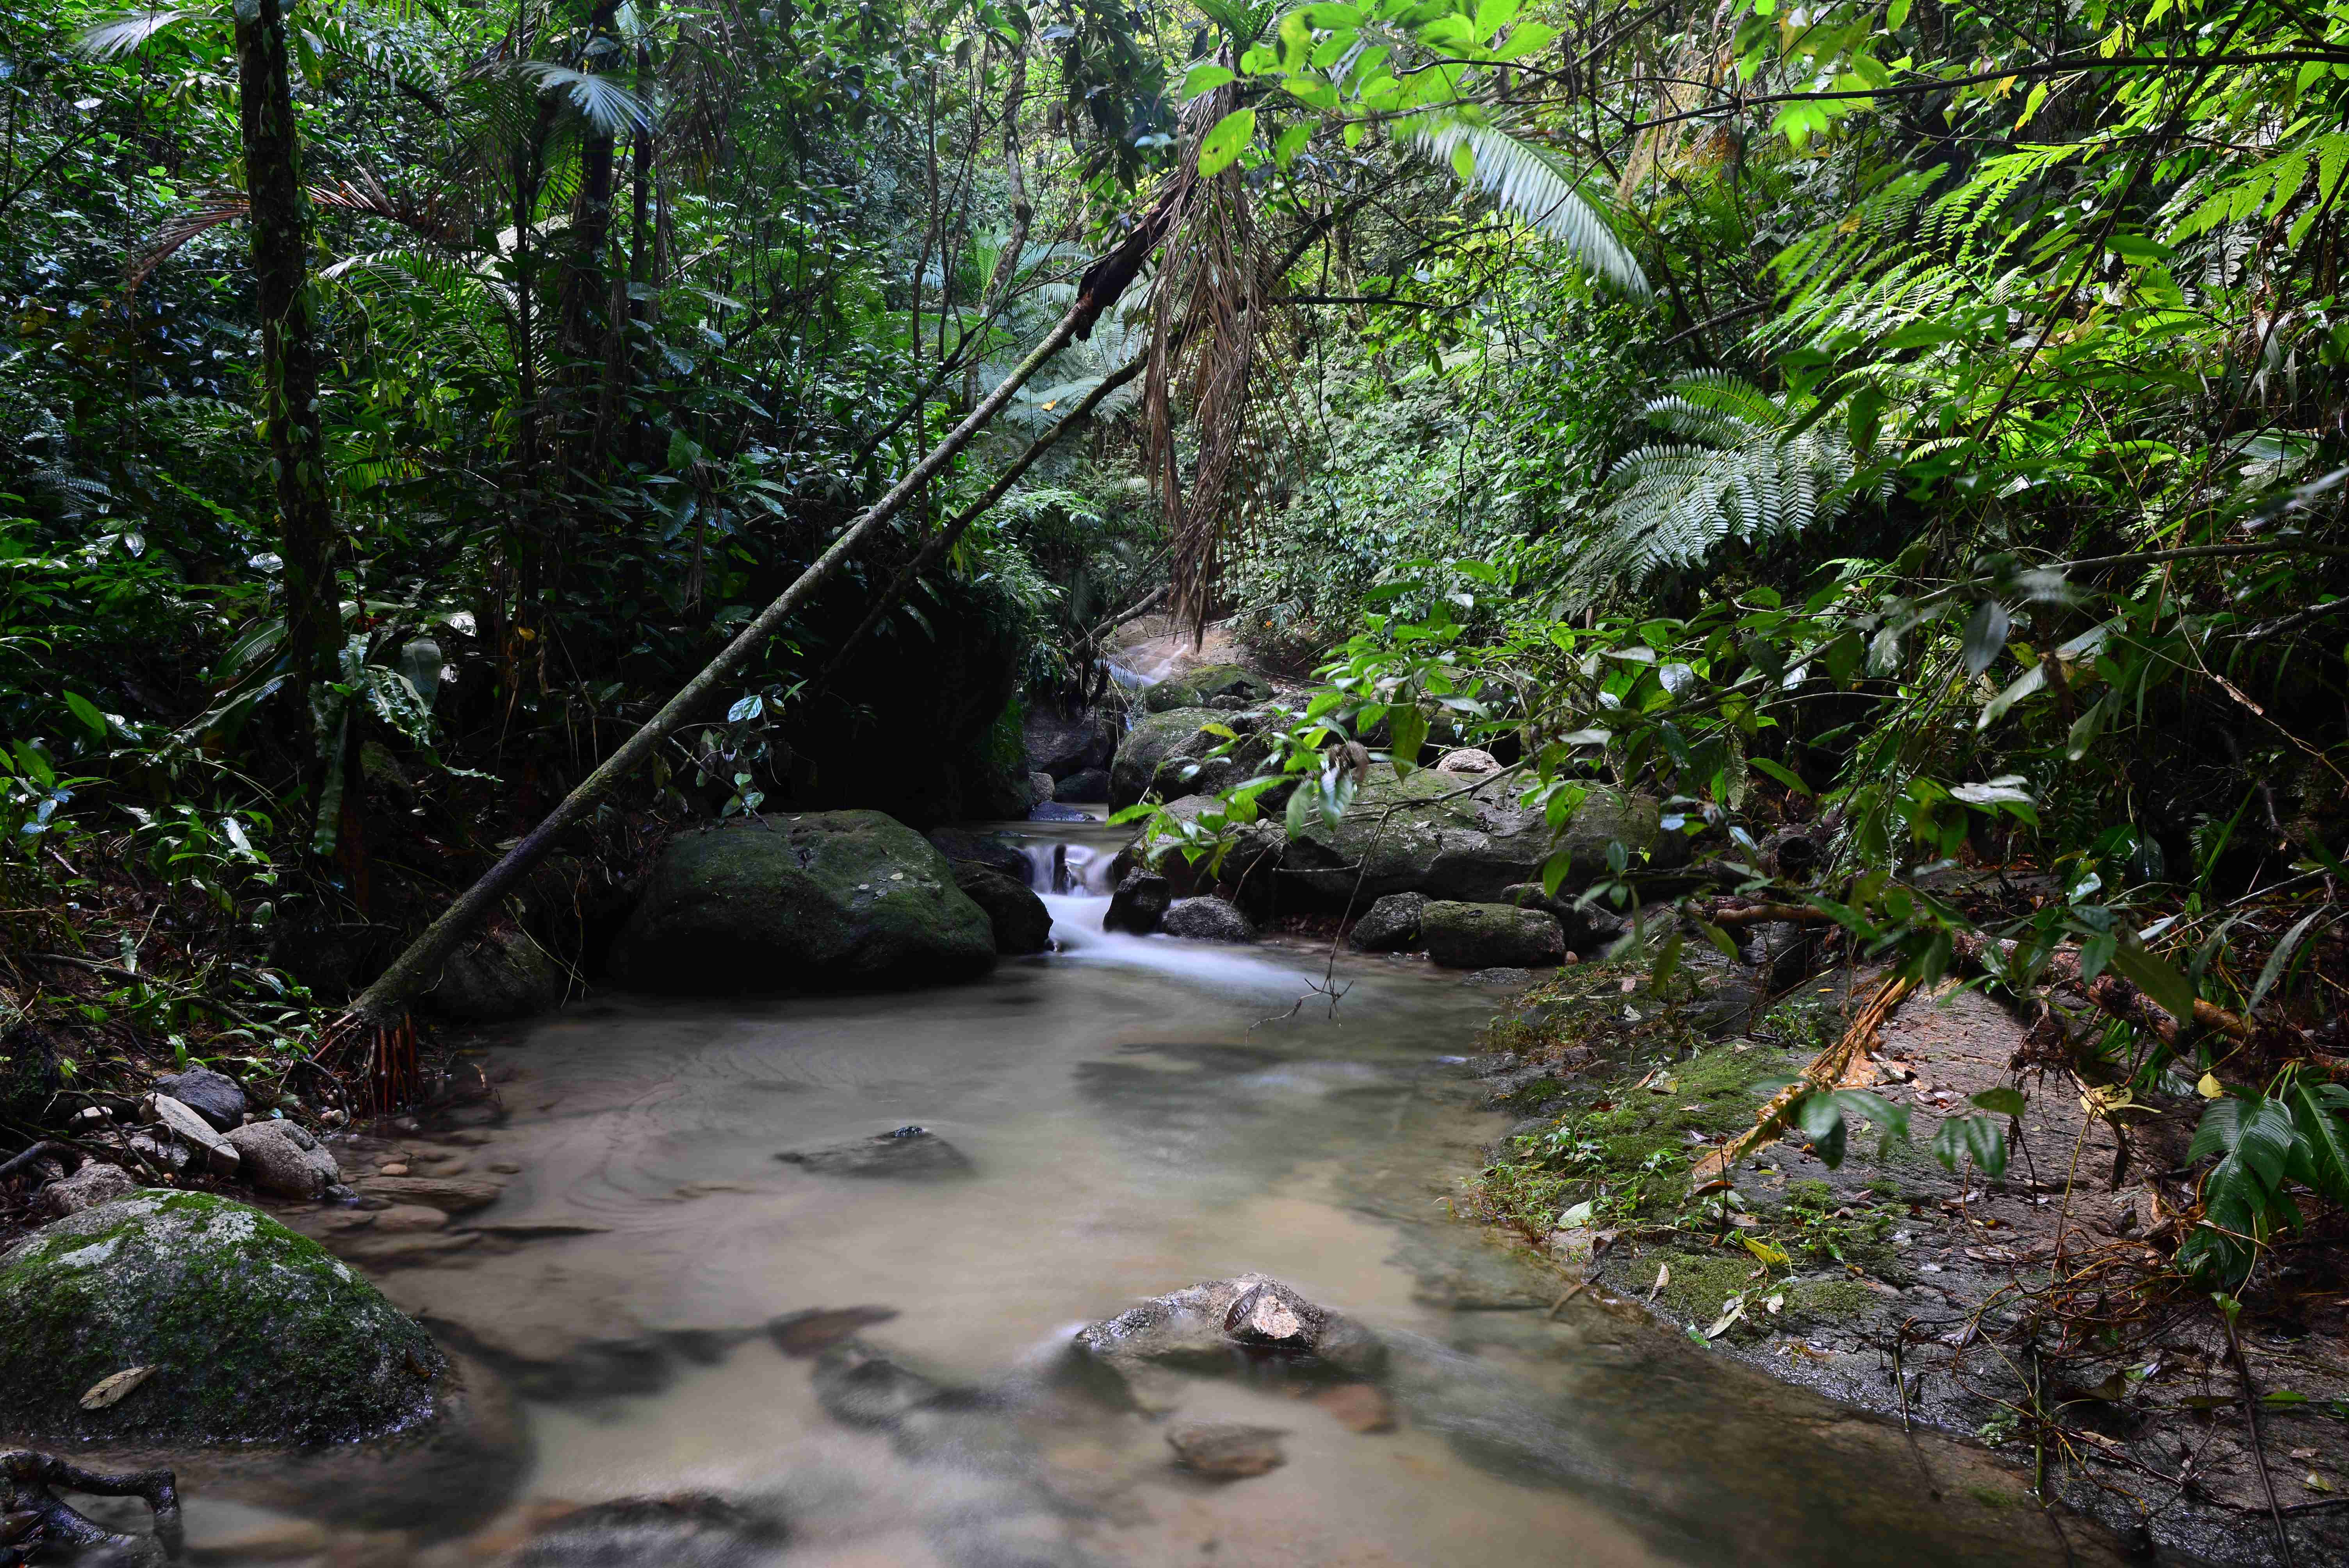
[0,1189,444,1446]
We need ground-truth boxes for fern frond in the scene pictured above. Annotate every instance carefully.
[1410,116,1650,297]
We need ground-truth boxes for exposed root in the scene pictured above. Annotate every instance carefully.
[0,1451,180,1565]
[317,1011,423,1119]
[1689,971,1915,1187]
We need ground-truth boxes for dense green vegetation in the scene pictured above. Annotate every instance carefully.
[5,0,2349,1287]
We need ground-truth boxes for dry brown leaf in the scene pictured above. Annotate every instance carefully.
[80,1365,158,1409]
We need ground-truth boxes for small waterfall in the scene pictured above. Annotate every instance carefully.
[1017,839,1114,895]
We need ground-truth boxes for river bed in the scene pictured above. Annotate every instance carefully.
[158,822,2128,1567]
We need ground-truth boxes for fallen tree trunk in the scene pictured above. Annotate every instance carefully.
[344,205,1182,1030]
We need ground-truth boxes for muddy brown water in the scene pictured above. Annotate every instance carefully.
[118,823,2134,1567]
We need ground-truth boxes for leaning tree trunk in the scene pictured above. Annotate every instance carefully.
[234,0,338,767]
[342,194,1180,1026]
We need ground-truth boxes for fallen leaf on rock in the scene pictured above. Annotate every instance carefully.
[80,1365,157,1409]
[1648,1263,1669,1302]
[2306,1472,2335,1494]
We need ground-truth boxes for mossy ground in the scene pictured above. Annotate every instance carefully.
[1464,958,1895,1342]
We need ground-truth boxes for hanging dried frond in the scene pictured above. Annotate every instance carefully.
[1144,73,1278,642]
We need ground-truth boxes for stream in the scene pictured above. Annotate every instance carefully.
[167,820,2121,1567]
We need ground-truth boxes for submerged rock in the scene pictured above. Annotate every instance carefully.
[611,813,996,994]
[1073,1274,1385,1380]
[508,1494,790,1568]
[810,1339,949,1428]
[1140,663,1274,714]
[1104,870,1172,935]
[0,1189,446,1445]
[1347,891,1428,953]
[948,861,1053,954]
[1420,901,1566,970]
[1160,896,1256,943]
[1166,1420,1286,1478]
[424,925,566,1022]
[1283,770,1661,906]
[153,1066,246,1131]
[775,1126,974,1180]
[225,1119,342,1200]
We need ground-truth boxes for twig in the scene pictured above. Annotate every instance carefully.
[2223,1307,2297,1568]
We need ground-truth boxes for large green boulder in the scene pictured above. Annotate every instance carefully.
[0,1190,446,1446]
[1140,663,1275,713]
[1420,901,1566,969]
[1109,708,1269,811]
[611,812,996,993]
[1283,768,1660,907]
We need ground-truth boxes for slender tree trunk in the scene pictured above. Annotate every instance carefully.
[233,0,337,769]
[966,35,1030,407]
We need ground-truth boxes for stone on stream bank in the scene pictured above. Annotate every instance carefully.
[1140,663,1275,713]
[1109,707,1270,811]
[1347,892,1427,952]
[1104,870,1172,935]
[947,861,1053,954]
[0,1190,446,1445]
[1073,1275,1385,1380]
[1160,895,1256,943]
[151,1067,244,1131]
[1421,901,1567,970]
[423,925,567,1022]
[611,812,995,993]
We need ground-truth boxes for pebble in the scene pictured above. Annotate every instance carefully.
[378,1164,412,1176]
[488,1161,523,1175]
[1309,1383,1396,1434]
[1167,1421,1287,1479]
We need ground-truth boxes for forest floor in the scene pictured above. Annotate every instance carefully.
[1463,950,2349,1565]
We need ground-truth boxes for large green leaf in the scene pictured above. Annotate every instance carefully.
[1197,108,1258,176]
[1408,117,1649,296]
[2288,1085,2349,1205]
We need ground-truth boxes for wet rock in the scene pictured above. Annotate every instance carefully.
[1499,883,1625,953]
[142,1092,241,1176]
[1161,896,1256,943]
[1109,707,1269,811]
[1121,794,1288,900]
[1104,870,1172,935]
[1309,1382,1396,1433]
[811,1339,947,1428]
[358,1174,504,1213]
[1284,770,1661,905]
[1464,966,1536,986]
[125,1131,187,1174]
[0,1189,446,1444]
[33,1160,134,1220]
[424,925,566,1022]
[226,1120,342,1200]
[154,1066,246,1131]
[767,1306,899,1358]
[508,1493,789,1568]
[611,812,996,994]
[1074,1274,1385,1379]
[1141,663,1274,714]
[948,862,1053,955]
[924,828,1028,882]
[1420,902,1565,970]
[1054,766,1112,802]
[775,1126,974,1180]
[1349,891,1428,952]
[1744,918,1816,991]
[1029,800,1094,822]
[1166,1420,1286,1478]
[1027,770,1057,810]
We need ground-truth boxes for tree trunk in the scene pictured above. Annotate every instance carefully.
[233,0,337,769]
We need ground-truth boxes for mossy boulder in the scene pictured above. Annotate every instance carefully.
[1109,708,1269,811]
[1283,768,1660,908]
[948,861,1053,955]
[1420,902,1565,969]
[610,812,996,994]
[0,1190,446,1446]
[1140,663,1274,713]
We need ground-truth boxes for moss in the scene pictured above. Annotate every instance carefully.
[1786,1278,1878,1322]
[1648,1249,1759,1322]
[1966,1485,2021,1509]
[0,1189,444,1446]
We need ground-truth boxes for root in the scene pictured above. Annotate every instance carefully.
[317,1011,423,1119]
[0,1451,180,1565]
[1690,971,1915,1187]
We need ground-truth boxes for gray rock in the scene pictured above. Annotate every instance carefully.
[225,1120,342,1201]
[424,925,565,1022]
[356,1174,504,1213]
[925,828,1029,881]
[127,1132,188,1174]
[509,1494,789,1568]
[776,1126,974,1180]
[143,1092,241,1176]
[1166,1420,1286,1478]
[1024,707,1117,779]
[1433,747,1503,775]
[1464,967,1536,986]
[811,1339,948,1427]
[33,1161,134,1220]
[0,1189,446,1444]
[1105,870,1172,935]
[948,861,1052,954]
[1283,769,1660,905]
[1140,663,1274,714]
[1054,766,1112,802]
[1119,794,1287,899]
[153,1066,245,1131]
[1026,770,1057,810]
[1420,902,1566,970]
[611,812,996,994]
[1074,1274,1385,1379]
[1348,892,1428,952]
[0,1021,61,1123]
[1160,896,1256,943]
[1109,707,1269,811]
[1499,882,1625,953]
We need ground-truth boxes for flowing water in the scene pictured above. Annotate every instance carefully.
[154,821,2124,1567]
